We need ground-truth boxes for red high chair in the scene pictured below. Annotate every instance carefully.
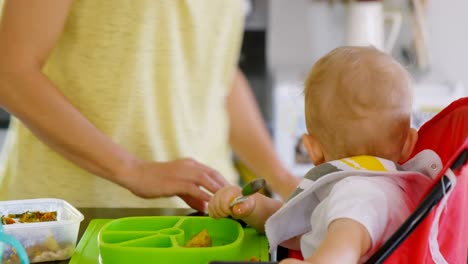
[365,97,468,263]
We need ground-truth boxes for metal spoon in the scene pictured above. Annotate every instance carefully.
[229,178,266,207]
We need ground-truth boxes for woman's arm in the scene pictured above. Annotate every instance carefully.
[226,68,299,200]
[0,0,135,185]
[0,0,227,211]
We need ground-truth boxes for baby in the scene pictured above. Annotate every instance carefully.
[208,46,441,264]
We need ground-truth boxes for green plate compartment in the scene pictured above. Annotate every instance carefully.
[98,216,245,264]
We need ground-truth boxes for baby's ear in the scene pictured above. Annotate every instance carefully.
[398,128,418,163]
[302,134,325,166]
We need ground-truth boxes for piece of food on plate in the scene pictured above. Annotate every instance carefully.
[185,229,212,247]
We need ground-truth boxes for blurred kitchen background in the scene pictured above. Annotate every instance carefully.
[0,0,466,177]
[242,0,467,176]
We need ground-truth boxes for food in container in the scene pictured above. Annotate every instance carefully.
[2,211,58,225]
[0,198,84,263]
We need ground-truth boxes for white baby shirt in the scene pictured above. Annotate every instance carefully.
[265,150,442,261]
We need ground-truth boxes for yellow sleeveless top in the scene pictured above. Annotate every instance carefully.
[0,0,243,208]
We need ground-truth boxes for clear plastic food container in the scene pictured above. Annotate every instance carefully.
[0,198,84,263]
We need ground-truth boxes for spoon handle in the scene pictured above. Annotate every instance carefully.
[230,178,266,207]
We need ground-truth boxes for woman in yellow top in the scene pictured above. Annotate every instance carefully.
[0,0,298,211]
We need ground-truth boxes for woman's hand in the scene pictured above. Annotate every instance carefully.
[207,185,256,219]
[123,158,229,212]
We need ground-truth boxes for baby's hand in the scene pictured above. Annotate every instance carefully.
[208,185,256,219]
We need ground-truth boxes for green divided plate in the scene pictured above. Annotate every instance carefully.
[69,217,269,264]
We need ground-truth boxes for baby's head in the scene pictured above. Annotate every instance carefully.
[302,46,417,164]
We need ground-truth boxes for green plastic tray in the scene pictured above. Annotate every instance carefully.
[69,218,269,264]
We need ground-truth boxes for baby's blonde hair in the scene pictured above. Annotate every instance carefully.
[304,46,413,161]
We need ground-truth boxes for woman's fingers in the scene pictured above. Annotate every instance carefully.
[192,159,229,187]
[177,158,227,194]
[179,194,206,212]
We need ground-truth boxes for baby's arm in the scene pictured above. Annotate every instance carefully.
[280,218,372,264]
[208,185,283,233]
[305,218,371,263]
[278,218,371,264]
[279,176,400,263]
[241,192,284,233]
